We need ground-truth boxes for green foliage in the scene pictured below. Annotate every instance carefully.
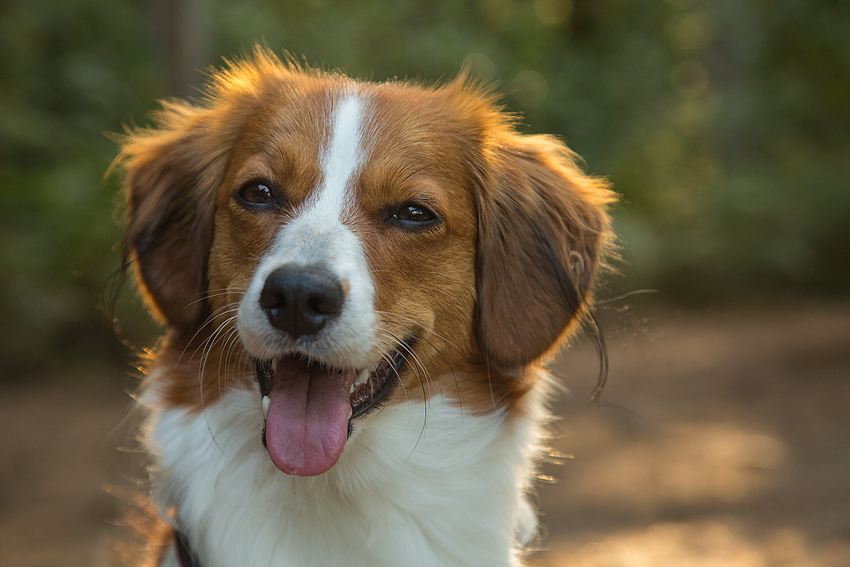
[1,0,848,370]
[0,0,164,370]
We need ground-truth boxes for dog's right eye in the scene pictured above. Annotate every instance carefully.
[235,180,279,210]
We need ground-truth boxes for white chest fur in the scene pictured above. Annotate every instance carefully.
[143,380,547,567]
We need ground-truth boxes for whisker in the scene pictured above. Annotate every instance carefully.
[189,307,241,365]
[373,331,416,407]
[374,347,413,426]
[374,330,423,415]
[380,327,432,403]
[196,312,240,455]
[597,288,658,305]
[171,302,240,365]
[183,287,247,309]
[375,330,429,461]
[217,323,244,396]
[380,317,463,420]
[375,310,463,354]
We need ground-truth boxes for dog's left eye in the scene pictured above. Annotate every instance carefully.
[235,180,279,209]
[395,205,433,222]
[388,203,441,230]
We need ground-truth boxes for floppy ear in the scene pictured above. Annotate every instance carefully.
[118,101,229,335]
[475,134,615,370]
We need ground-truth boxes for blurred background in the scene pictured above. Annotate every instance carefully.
[1,0,848,566]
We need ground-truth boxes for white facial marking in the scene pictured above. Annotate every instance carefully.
[237,91,377,368]
[316,94,364,213]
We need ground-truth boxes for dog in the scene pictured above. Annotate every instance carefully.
[115,48,614,567]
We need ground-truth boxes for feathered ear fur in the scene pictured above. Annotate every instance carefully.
[116,50,297,334]
[117,101,230,335]
[474,134,615,371]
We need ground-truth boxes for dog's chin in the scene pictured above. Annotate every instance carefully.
[253,338,414,476]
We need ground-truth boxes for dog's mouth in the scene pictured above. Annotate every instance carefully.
[254,338,413,476]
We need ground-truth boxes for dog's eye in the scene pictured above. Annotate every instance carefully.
[235,180,279,209]
[394,205,433,222]
[388,203,440,230]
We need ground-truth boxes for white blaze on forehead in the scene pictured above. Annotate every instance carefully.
[315,93,365,213]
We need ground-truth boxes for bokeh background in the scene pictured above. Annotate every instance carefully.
[1,1,848,566]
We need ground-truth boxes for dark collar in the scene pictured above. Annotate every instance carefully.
[175,531,201,567]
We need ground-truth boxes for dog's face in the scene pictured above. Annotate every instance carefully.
[120,52,613,476]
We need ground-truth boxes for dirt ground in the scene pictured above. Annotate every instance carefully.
[2,301,849,567]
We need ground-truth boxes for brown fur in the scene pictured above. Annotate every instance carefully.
[473,134,615,372]
[116,48,614,418]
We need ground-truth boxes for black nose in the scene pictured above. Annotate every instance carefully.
[259,266,344,339]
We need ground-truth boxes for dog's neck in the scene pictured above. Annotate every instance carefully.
[142,370,547,567]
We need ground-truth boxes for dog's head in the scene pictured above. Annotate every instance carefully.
[119,50,614,476]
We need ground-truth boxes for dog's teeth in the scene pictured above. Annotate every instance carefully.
[262,395,270,418]
[355,370,370,387]
[271,359,278,373]
[349,383,356,394]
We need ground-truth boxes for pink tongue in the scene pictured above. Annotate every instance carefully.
[265,357,355,476]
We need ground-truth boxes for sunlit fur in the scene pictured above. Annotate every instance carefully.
[115,48,615,567]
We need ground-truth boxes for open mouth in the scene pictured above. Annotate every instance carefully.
[254,338,414,476]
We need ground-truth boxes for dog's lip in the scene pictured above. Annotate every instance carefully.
[349,340,414,419]
[254,337,415,420]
